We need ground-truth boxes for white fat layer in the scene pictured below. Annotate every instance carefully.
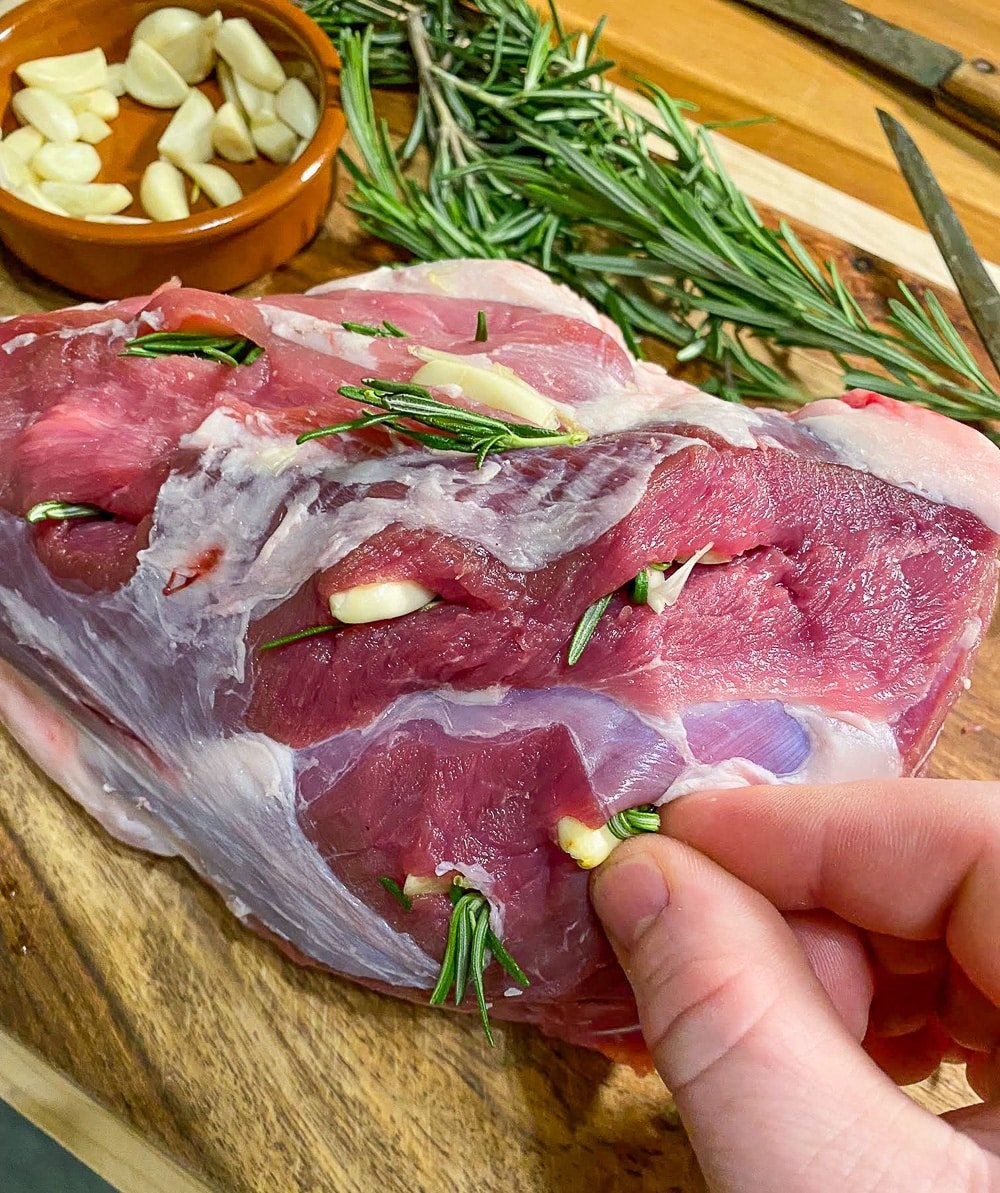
[797,401,1000,534]
[0,657,175,855]
[256,303,380,368]
[307,259,610,330]
[1,333,38,355]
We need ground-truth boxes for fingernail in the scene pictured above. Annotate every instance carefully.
[592,855,669,949]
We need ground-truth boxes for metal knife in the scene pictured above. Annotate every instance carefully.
[878,109,1000,377]
[737,0,1000,144]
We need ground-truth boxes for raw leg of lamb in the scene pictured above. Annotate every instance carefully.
[1,259,998,1060]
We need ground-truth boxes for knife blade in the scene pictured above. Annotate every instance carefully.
[738,0,1000,143]
[878,109,1000,378]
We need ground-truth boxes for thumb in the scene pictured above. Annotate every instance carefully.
[591,834,962,1193]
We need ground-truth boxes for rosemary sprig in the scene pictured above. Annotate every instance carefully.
[120,331,265,367]
[342,320,408,337]
[429,882,529,1045]
[308,0,1000,433]
[475,310,489,342]
[607,805,661,839]
[297,377,587,466]
[566,592,612,665]
[379,876,413,911]
[259,623,339,651]
[25,500,109,524]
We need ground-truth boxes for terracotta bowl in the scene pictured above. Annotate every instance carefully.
[0,0,345,298]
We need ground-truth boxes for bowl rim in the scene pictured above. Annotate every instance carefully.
[0,0,344,245]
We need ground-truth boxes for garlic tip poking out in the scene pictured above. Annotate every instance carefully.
[328,580,438,625]
[556,818,620,870]
[402,875,453,899]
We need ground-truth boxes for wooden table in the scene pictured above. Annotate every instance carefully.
[0,2,998,1191]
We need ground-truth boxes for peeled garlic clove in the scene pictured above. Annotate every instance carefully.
[328,581,437,625]
[2,127,44,162]
[85,213,151,224]
[216,60,240,112]
[16,48,107,95]
[157,88,214,165]
[15,182,70,215]
[251,118,297,163]
[123,40,189,109]
[290,137,308,163]
[39,180,132,216]
[132,7,202,50]
[236,72,275,123]
[84,89,120,120]
[215,17,285,92]
[211,102,255,163]
[106,63,126,97]
[177,160,242,207]
[0,143,37,192]
[76,112,113,145]
[32,141,101,184]
[12,89,79,144]
[275,78,318,141]
[159,10,221,84]
[140,159,189,221]
[66,90,120,119]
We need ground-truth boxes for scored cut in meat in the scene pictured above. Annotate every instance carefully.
[0,259,998,1060]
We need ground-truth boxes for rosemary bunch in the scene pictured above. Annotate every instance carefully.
[306,0,1000,430]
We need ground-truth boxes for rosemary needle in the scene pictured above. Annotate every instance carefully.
[378,876,413,911]
[607,805,661,839]
[428,883,529,1045]
[120,331,264,367]
[24,500,109,524]
[297,378,587,467]
[259,623,339,651]
[567,593,613,665]
[342,320,408,337]
[475,310,489,342]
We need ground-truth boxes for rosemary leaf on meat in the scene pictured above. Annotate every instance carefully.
[379,876,414,910]
[259,623,340,651]
[306,0,1000,433]
[429,882,529,1046]
[607,805,661,839]
[566,592,613,665]
[24,500,109,524]
[297,378,587,466]
[342,320,409,337]
[120,332,265,367]
[475,310,489,342]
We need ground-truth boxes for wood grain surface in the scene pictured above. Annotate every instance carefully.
[0,9,999,1192]
[558,0,1000,261]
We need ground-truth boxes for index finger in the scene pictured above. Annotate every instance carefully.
[663,780,1000,1002]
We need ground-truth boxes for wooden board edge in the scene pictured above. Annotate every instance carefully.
[614,87,1000,293]
[0,1029,213,1193]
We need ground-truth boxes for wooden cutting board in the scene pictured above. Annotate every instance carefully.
[1,7,999,1192]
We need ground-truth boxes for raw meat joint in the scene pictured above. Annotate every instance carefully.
[1,259,997,1059]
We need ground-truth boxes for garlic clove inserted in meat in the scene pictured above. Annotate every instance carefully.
[328,581,438,625]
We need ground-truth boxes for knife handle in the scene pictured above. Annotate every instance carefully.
[935,58,1000,145]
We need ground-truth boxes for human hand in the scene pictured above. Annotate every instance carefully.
[591,780,1000,1192]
